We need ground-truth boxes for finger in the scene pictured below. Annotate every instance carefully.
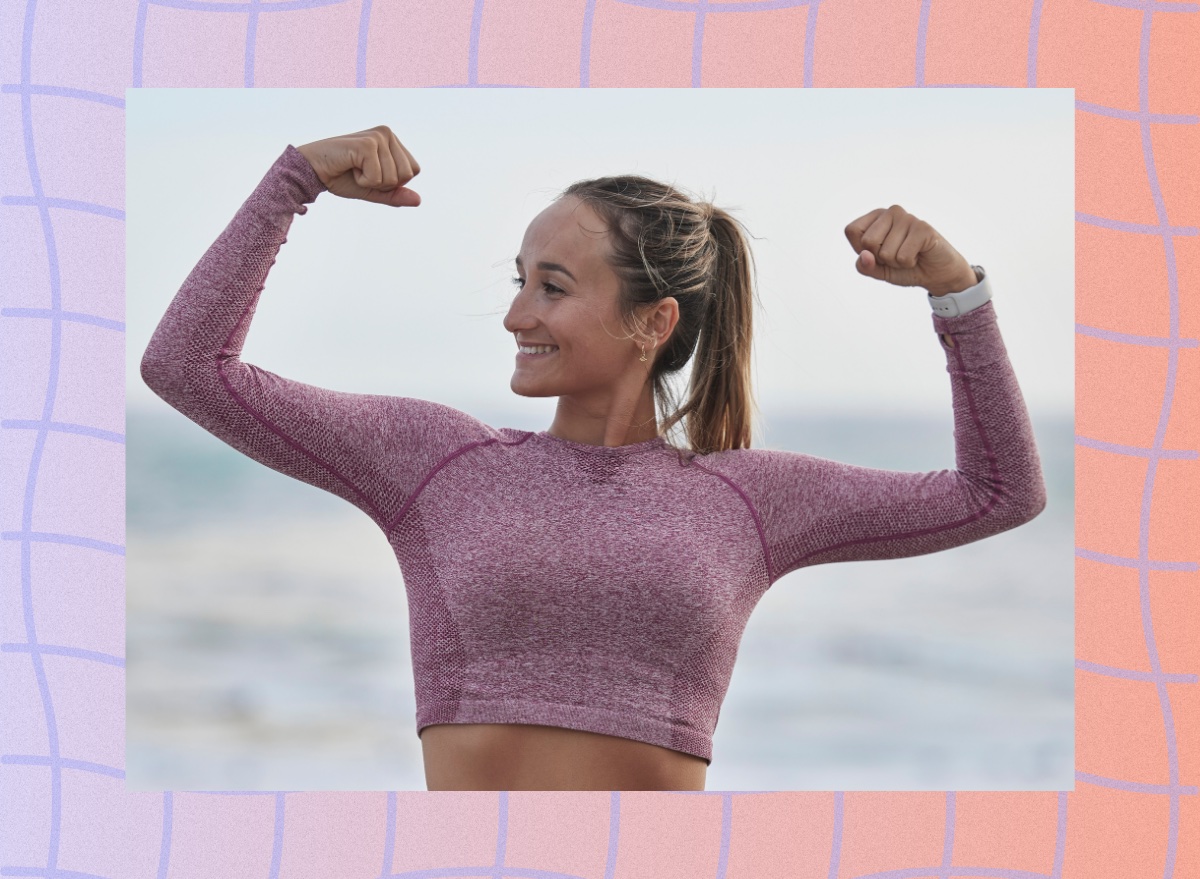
[356,139,383,189]
[364,184,420,208]
[859,211,894,260]
[844,208,885,253]
[387,134,416,186]
[855,247,885,280]
[390,186,421,207]
[396,137,420,179]
[375,132,399,189]
[878,215,912,268]
[895,223,931,270]
[384,136,420,206]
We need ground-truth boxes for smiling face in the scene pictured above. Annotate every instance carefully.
[503,195,648,403]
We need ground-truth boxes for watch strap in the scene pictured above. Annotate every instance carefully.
[927,265,991,317]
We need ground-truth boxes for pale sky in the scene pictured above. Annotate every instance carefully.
[127,88,1073,431]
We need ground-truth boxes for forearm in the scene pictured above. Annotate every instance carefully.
[929,264,984,347]
[140,146,325,399]
[935,301,1047,523]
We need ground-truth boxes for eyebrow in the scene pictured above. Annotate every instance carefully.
[514,255,577,283]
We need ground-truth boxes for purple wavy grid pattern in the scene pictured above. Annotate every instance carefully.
[0,0,1195,877]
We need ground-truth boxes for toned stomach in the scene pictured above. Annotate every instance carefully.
[420,723,708,791]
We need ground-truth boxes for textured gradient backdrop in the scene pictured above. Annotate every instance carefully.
[0,1,1196,877]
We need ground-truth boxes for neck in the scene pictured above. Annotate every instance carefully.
[547,396,660,448]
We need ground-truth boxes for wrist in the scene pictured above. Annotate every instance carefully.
[294,144,330,187]
[927,265,991,317]
[926,264,980,297]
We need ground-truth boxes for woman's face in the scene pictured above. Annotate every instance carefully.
[503,196,643,399]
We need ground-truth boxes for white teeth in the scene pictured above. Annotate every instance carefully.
[519,345,557,354]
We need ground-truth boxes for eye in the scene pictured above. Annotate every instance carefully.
[510,276,564,296]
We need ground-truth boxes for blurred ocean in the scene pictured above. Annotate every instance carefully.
[126,406,1074,791]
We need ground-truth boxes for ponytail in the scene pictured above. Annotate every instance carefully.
[557,177,764,457]
[657,208,760,455]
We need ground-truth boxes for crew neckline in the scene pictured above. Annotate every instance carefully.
[534,431,669,455]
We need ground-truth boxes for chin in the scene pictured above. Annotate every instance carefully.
[510,378,553,399]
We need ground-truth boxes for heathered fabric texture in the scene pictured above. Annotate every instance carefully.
[141,146,1048,764]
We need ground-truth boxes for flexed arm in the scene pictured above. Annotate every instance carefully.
[140,130,495,530]
[700,207,1047,583]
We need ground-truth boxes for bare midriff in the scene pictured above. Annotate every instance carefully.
[420,723,709,791]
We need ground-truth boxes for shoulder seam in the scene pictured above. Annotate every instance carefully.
[685,459,776,583]
[384,430,534,533]
[216,360,386,526]
[788,340,1003,570]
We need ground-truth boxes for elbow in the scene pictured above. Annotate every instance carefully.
[139,339,195,402]
[974,474,1046,535]
[1010,477,1048,527]
[140,343,233,413]
[964,469,1047,528]
[139,346,170,396]
[1030,482,1049,521]
[1021,493,1047,526]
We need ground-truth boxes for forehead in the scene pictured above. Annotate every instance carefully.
[519,196,611,265]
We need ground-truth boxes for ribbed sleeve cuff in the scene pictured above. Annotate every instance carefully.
[931,299,1010,371]
[245,145,328,234]
[281,144,327,202]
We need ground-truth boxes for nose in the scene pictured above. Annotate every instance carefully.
[502,280,535,336]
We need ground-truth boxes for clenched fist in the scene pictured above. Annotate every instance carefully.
[845,206,978,297]
[296,125,421,208]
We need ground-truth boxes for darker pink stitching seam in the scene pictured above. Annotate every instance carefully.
[791,325,1004,568]
[216,235,385,526]
[684,460,776,584]
[216,360,386,526]
[383,431,535,534]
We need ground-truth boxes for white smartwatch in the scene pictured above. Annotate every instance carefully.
[927,265,991,317]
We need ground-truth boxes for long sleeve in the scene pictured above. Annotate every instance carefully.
[699,297,1048,585]
[139,145,498,531]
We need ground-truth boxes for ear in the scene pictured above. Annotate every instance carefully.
[649,297,680,346]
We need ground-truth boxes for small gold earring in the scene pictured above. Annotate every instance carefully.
[640,345,648,362]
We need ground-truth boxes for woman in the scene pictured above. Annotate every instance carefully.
[141,125,1047,792]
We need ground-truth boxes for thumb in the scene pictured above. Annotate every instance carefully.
[855,248,886,280]
[389,187,421,208]
[369,186,421,208]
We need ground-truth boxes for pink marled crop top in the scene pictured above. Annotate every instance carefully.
[140,146,1047,764]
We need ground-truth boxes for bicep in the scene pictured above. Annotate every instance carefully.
[764,454,996,580]
[715,449,1011,584]
[145,356,493,528]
